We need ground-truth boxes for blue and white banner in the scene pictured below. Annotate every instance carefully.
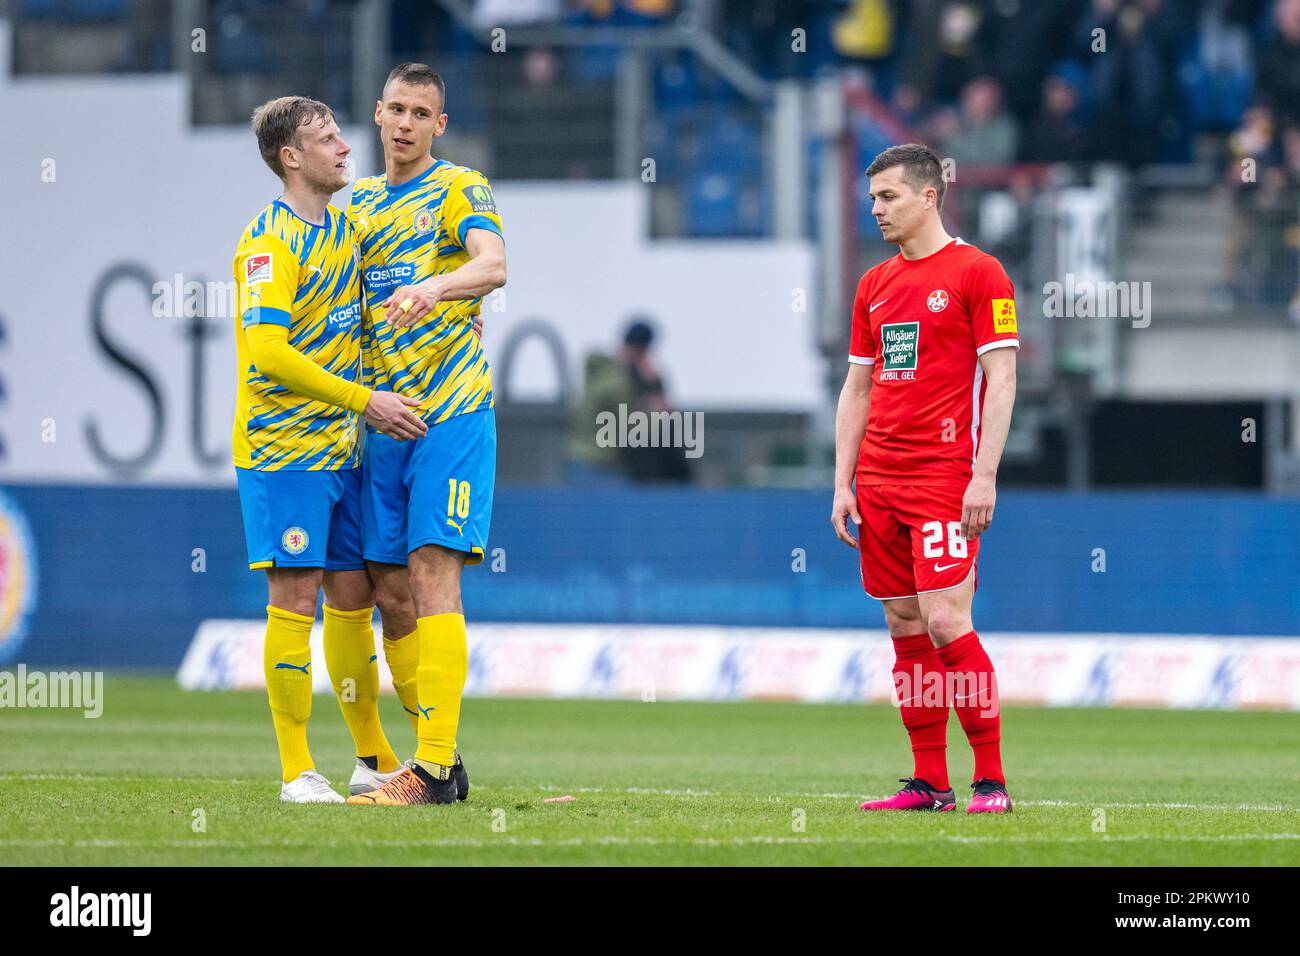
[177,621,1300,711]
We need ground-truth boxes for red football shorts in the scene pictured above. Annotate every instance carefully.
[857,482,979,600]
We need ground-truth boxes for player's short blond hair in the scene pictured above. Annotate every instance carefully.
[251,96,334,179]
[867,143,947,210]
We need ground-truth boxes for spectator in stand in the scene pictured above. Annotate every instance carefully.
[566,319,688,484]
[1219,104,1285,302]
[898,0,985,108]
[832,0,896,62]
[970,0,1081,125]
[571,0,674,24]
[1022,63,1094,164]
[1255,0,1300,128]
[722,0,841,79]
[1072,0,1187,165]
[934,75,1019,167]
[1279,125,1300,320]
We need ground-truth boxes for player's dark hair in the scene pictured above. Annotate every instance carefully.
[250,95,334,180]
[866,143,947,210]
[384,62,447,111]
[623,319,655,349]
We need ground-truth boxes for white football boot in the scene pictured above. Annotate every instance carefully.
[280,769,345,804]
[348,758,409,796]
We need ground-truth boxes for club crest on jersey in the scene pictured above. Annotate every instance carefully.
[414,209,435,233]
[463,184,497,214]
[246,254,272,285]
[281,527,309,555]
[927,289,949,312]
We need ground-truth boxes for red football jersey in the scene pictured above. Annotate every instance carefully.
[849,238,1019,486]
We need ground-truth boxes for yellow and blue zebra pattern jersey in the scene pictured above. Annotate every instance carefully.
[231,200,365,471]
[348,160,503,424]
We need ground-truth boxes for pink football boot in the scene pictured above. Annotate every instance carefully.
[859,778,957,812]
[967,778,1013,813]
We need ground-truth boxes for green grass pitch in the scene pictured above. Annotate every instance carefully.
[1,675,1297,865]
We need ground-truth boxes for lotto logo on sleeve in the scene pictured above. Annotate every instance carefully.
[992,298,1017,333]
[881,322,920,371]
[246,254,272,285]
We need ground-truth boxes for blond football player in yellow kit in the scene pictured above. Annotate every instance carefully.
[232,96,427,803]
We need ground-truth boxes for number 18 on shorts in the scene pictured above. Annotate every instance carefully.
[857,483,978,600]
[361,407,496,566]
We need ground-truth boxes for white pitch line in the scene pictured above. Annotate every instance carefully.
[0,773,250,783]
[536,784,1300,813]
[0,833,1296,850]
[4,776,1298,814]
[1017,799,1300,813]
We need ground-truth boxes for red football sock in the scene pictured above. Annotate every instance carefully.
[937,631,1004,785]
[890,632,950,791]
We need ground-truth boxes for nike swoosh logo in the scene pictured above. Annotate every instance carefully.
[869,298,889,312]
[933,562,962,572]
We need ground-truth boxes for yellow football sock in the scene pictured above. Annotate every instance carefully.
[383,628,421,732]
[263,605,316,783]
[413,613,468,769]
[323,605,399,773]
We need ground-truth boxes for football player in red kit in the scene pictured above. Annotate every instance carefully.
[831,144,1018,814]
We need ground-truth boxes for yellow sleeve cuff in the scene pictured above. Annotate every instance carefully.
[345,384,372,415]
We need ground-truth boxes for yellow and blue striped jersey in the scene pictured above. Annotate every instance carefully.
[348,160,504,424]
[231,200,365,471]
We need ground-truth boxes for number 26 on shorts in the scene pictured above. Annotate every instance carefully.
[921,520,967,559]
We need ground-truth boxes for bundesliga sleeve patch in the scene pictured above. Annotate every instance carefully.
[246,253,272,285]
[992,298,1017,333]
[462,184,497,214]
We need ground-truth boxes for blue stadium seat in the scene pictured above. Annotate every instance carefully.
[683,172,766,238]
[684,172,742,236]
[570,45,622,83]
[696,111,762,178]
[1178,41,1252,132]
[654,56,701,115]
[214,16,277,75]
[644,117,689,182]
[68,0,127,19]
[17,0,62,18]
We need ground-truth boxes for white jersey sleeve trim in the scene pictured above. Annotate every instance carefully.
[976,338,1019,356]
[848,355,875,365]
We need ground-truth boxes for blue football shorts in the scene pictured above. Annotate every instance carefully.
[361,407,496,566]
[235,466,365,571]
